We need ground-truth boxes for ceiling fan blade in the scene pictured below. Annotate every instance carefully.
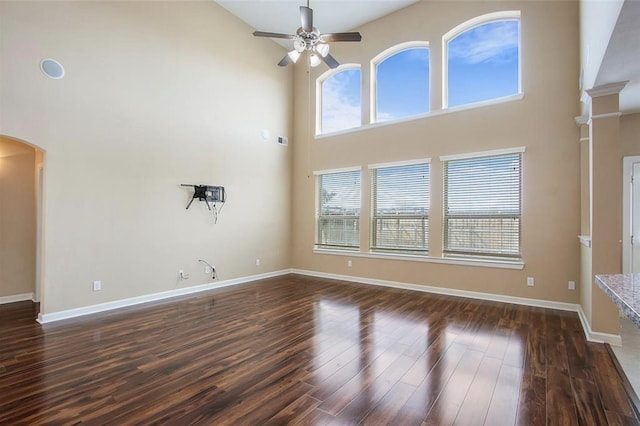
[277,54,293,67]
[253,31,297,40]
[321,53,340,69]
[320,32,362,42]
[300,6,313,33]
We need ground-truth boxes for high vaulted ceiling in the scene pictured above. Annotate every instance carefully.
[594,0,640,114]
[215,0,418,48]
[217,0,640,114]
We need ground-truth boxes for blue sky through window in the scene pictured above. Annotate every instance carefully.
[376,48,430,122]
[447,20,519,108]
[319,18,519,133]
[321,69,361,133]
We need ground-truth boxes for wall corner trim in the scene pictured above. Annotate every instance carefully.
[291,268,618,346]
[586,81,629,98]
[577,305,622,346]
[578,235,592,248]
[36,269,292,324]
[575,115,589,126]
[0,293,35,305]
[591,112,623,121]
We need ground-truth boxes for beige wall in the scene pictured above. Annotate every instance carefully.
[0,0,592,316]
[0,138,36,298]
[578,107,637,336]
[0,1,293,314]
[622,113,640,157]
[589,93,624,334]
[291,1,582,303]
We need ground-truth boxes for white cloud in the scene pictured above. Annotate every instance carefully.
[321,71,361,133]
[376,111,396,122]
[403,47,429,65]
[448,21,518,65]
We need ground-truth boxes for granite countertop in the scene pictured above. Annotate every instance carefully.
[596,274,640,328]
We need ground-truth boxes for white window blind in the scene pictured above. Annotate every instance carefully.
[317,169,361,249]
[371,162,430,253]
[443,152,521,259]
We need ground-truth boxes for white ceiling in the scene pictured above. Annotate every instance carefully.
[595,0,640,114]
[215,0,418,48]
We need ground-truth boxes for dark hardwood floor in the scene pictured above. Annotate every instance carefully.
[1,274,638,425]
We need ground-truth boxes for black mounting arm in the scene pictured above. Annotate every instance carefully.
[181,184,225,210]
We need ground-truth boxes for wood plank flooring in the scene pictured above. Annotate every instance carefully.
[0,274,638,425]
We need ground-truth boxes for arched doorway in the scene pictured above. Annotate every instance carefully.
[0,135,45,318]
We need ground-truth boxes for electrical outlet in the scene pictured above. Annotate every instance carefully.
[347,260,353,267]
[256,259,260,266]
[568,281,576,290]
[92,280,101,291]
[527,277,534,287]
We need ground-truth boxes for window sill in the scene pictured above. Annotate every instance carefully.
[312,248,525,270]
[315,92,525,139]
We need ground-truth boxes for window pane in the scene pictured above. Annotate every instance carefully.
[321,69,361,134]
[376,47,430,122]
[444,153,521,258]
[372,163,430,253]
[447,20,519,108]
[317,170,361,249]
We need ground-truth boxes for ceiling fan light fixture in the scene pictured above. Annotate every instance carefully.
[293,37,306,53]
[316,43,330,58]
[253,2,362,69]
[309,53,322,67]
[287,50,301,63]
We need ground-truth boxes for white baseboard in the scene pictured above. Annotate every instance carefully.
[35,267,624,347]
[0,292,35,305]
[576,305,622,346]
[292,269,622,345]
[292,269,579,311]
[37,269,290,324]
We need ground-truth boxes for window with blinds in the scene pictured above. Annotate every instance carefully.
[443,151,522,259]
[316,169,361,249]
[371,161,430,253]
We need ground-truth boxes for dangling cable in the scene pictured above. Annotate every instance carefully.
[212,204,218,224]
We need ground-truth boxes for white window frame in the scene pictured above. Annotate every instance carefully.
[316,64,362,135]
[442,11,522,109]
[440,147,525,260]
[370,41,431,124]
[369,158,431,254]
[314,166,362,250]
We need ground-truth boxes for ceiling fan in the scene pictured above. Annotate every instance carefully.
[253,2,362,69]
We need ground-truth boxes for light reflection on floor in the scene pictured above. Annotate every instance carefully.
[309,296,524,418]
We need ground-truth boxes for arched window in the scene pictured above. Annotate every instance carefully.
[317,65,361,134]
[443,11,521,109]
[371,42,430,123]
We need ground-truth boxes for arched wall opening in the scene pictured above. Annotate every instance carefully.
[0,135,46,318]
